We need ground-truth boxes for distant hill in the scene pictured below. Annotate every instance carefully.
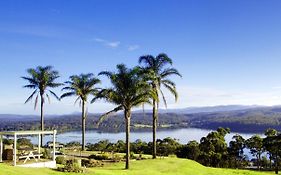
[156,105,263,114]
[0,114,37,121]
[1,105,281,133]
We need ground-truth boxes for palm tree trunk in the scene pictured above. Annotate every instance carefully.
[152,99,158,159]
[270,154,272,170]
[275,152,278,174]
[125,109,131,169]
[82,100,86,151]
[258,153,261,170]
[40,94,44,147]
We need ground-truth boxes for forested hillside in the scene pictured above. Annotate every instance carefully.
[1,106,281,133]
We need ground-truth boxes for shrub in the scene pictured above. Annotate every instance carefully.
[58,159,84,173]
[112,154,123,162]
[65,141,81,148]
[56,156,66,164]
[168,154,177,158]
[42,148,51,159]
[123,152,137,160]
[88,153,110,160]
[136,153,146,160]
[130,152,137,159]
[17,138,33,148]
[81,159,104,168]
[3,139,13,145]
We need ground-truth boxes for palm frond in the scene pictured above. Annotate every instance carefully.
[159,89,167,108]
[24,90,38,104]
[98,71,113,77]
[160,68,182,78]
[138,55,154,67]
[23,84,37,89]
[47,82,64,88]
[74,97,81,106]
[161,79,176,88]
[64,81,73,85]
[61,74,101,108]
[91,88,111,103]
[89,88,100,96]
[21,77,38,85]
[23,65,62,105]
[156,53,173,66]
[61,86,75,91]
[46,93,51,104]
[48,90,60,101]
[96,105,123,126]
[87,78,101,88]
[138,54,181,109]
[26,68,38,79]
[60,92,76,99]
[163,83,178,102]
[79,98,82,107]
[131,94,152,107]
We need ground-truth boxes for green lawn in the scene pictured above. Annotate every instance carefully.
[0,158,275,175]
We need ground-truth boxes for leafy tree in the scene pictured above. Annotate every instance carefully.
[115,140,126,153]
[264,128,278,170]
[87,140,110,152]
[176,140,200,160]
[3,139,13,145]
[228,134,246,168]
[22,65,62,145]
[138,53,181,158]
[65,141,81,148]
[92,64,155,169]
[263,129,281,174]
[17,138,33,149]
[131,139,148,154]
[265,128,278,137]
[246,135,264,170]
[157,137,181,157]
[198,127,230,167]
[260,155,270,170]
[61,73,101,150]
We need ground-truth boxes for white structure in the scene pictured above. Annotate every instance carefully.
[0,130,57,167]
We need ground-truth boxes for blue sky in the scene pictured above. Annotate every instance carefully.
[1,0,281,114]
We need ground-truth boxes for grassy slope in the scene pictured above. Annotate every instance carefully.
[0,158,274,175]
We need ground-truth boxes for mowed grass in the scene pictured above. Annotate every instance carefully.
[0,158,275,175]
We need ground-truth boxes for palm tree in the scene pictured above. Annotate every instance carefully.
[138,53,181,159]
[22,66,62,145]
[60,73,101,151]
[92,64,155,169]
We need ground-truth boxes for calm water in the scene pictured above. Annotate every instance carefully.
[26,128,259,145]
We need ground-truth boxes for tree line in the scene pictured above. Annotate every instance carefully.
[85,127,281,174]
[21,53,181,169]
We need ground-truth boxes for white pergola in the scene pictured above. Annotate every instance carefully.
[0,130,57,166]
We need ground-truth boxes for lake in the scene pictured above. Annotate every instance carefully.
[28,128,260,145]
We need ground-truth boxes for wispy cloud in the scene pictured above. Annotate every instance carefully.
[128,44,140,51]
[107,41,120,48]
[93,38,140,50]
[94,38,106,42]
[94,38,120,48]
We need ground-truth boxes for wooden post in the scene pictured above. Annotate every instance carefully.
[0,135,3,162]
[53,130,56,162]
[38,134,41,159]
[13,134,17,166]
